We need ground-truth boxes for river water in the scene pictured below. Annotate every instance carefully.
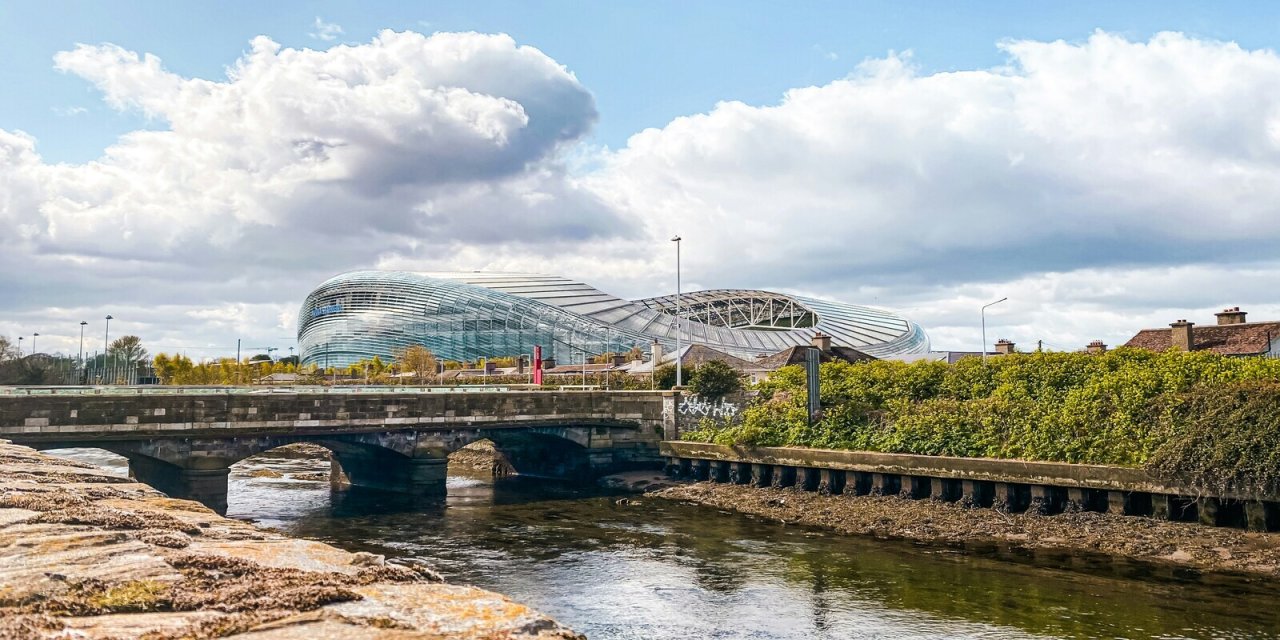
[48,448,1280,639]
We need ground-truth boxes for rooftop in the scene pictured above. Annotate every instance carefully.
[1124,320,1280,356]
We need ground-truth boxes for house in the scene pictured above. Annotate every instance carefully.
[741,333,878,382]
[1123,307,1280,357]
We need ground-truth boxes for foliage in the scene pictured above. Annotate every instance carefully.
[0,336,19,362]
[397,345,438,384]
[108,335,148,363]
[152,353,299,385]
[682,349,1280,493]
[687,359,743,398]
[1146,381,1280,497]
[654,363,690,390]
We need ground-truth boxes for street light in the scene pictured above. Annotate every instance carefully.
[104,315,113,385]
[31,333,38,356]
[671,235,682,387]
[79,321,87,369]
[17,336,23,356]
[981,297,1008,363]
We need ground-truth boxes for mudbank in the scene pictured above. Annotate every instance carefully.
[655,482,1280,579]
[0,440,582,639]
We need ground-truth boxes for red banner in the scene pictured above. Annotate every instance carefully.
[533,345,543,385]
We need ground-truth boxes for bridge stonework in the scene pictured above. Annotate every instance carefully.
[0,390,675,513]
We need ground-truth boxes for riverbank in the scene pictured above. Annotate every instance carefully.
[0,440,582,639]
[653,482,1280,579]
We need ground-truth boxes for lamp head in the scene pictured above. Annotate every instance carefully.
[105,315,113,320]
[670,235,681,242]
[80,321,87,326]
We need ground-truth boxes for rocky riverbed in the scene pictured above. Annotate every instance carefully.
[0,440,582,639]
[654,481,1280,579]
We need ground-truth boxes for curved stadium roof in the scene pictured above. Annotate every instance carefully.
[298,271,929,368]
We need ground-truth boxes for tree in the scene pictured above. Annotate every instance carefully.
[655,363,690,390]
[688,359,744,398]
[398,345,437,385]
[109,335,148,363]
[0,336,19,363]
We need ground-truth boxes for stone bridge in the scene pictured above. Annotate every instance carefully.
[0,390,675,513]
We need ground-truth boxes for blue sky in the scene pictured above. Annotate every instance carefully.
[4,2,1280,357]
[4,1,1275,163]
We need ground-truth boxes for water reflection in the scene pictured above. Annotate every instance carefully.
[45,448,1280,640]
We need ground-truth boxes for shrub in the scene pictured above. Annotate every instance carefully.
[687,360,743,398]
[683,348,1280,490]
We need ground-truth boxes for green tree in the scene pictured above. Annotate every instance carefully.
[109,335,148,363]
[655,363,693,390]
[688,360,743,398]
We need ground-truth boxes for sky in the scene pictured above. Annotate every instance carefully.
[3,1,1280,359]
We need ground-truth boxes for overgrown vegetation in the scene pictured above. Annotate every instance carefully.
[682,349,1280,496]
[687,360,744,398]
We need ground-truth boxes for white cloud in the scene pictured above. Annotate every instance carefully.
[310,17,344,42]
[5,30,1280,355]
[591,32,1280,295]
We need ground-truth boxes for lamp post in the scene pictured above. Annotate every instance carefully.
[981,297,1008,363]
[17,336,22,356]
[671,235,682,387]
[31,333,38,356]
[79,321,87,369]
[104,315,113,385]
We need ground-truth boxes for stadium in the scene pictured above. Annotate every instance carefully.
[297,271,930,369]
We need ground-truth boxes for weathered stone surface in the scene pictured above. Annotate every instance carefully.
[0,442,582,639]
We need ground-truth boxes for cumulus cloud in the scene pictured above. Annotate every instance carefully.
[310,17,344,42]
[5,29,1280,355]
[1,30,629,353]
[590,31,1280,291]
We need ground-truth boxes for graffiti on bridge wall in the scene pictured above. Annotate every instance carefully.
[677,395,740,420]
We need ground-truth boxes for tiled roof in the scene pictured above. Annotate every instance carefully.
[1123,322,1280,356]
[754,345,876,370]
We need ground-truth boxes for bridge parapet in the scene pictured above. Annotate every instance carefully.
[0,390,675,513]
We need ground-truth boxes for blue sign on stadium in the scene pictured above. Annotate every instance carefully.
[309,304,344,319]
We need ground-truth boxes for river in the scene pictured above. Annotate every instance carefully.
[48,448,1280,639]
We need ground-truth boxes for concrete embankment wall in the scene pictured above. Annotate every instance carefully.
[0,439,582,639]
[661,442,1280,532]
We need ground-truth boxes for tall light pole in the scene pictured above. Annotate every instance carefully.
[104,315,113,385]
[981,297,1008,363]
[671,235,682,387]
[31,333,38,356]
[17,336,23,357]
[79,321,87,368]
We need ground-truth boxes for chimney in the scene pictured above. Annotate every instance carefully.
[994,339,1016,355]
[651,340,663,368]
[1214,306,1247,325]
[1170,320,1195,351]
[811,332,832,352]
[1086,340,1107,354]
[541,357,556,370]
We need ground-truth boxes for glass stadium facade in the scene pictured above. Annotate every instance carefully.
[298,271,929,368]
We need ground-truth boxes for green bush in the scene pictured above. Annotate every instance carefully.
[687,360,743,398]
[682,349,1280,493]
